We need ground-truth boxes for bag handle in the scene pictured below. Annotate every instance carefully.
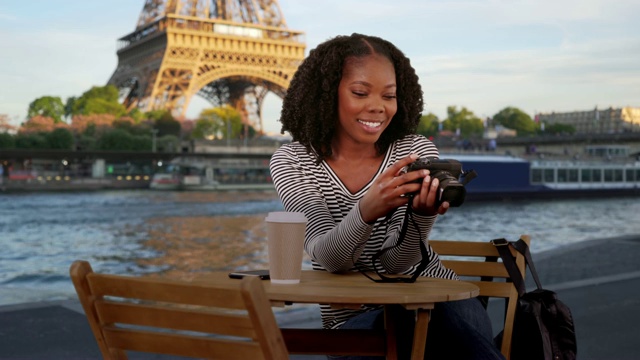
[491,238,543,296]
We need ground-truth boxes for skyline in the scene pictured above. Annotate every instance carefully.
[1,0,639,134]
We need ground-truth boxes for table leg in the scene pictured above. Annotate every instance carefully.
[383,305,398,360]
[411,308,431,360]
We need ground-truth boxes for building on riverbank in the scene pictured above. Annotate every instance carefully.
[536,106,640,135]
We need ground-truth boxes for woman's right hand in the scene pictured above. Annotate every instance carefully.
[358,153,429,223]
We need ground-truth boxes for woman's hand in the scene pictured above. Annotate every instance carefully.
[410,174,450,216]
[359,154,440,223]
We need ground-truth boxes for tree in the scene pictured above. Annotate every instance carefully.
[14,133,49,149]
[70,85,126,117]
[492,107,536,135]
[28,96,65,123]
[65,96,77,119]
[441,106,484,138]
[157,135,180,152]
[0,133,15,149]
[46,128,75,149]
[127,107,144,122]
[541,123,575,135]
[192,105,242,140]
[97,128,134,151]
[145,109,173,121]
[70,114,116,135]
[155,116,181,138]
[416,113,440,138]
[0,114,17,133]
[21,115,58,133]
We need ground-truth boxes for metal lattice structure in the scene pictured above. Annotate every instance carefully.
[108,0,306,133]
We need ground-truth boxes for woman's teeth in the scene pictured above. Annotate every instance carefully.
[358,120,381,128]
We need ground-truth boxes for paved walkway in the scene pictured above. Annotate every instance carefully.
[1,235,639,359]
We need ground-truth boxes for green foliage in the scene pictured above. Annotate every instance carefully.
[145,109,173,121]
[28,96,65,123]
[192,105,243,140]
[83,98,127,117]
[76,134,97,151]
[157,135,180,152]
[128,108,144,122]
[192,116,221,139]
[492,107,536,135]
[71,85,126,117]
[65,97,77,118]
[15,133,49,149]
[442,106,484,138]
[46,128,75,150]
[541,122,576,135]
[0,133,15,149]
[97,128,134,151]
[112,119,151,136]
[83,122,97,137]
[416,113,440,138]
[155,117,181,137]
[130,135,153,151]
[97,128,153,151]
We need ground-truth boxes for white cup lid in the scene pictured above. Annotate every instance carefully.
[265,211,307,223]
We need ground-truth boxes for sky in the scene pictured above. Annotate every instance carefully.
[1,0,639,135]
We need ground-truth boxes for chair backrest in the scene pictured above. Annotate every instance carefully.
[429,235,529,360]
[70,260,289,360]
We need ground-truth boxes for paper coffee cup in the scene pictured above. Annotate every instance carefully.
[265,212,307,284]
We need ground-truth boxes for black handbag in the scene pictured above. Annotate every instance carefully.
[492,238,577,360]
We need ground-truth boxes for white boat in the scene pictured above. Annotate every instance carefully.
[443,144,640,200]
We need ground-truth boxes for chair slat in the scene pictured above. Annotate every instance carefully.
[95,300,256,338]
[71,260,289,360]
[429,235,531,360]
[102,327,265,360]
[440,260,509,278]
[87,273,245,309]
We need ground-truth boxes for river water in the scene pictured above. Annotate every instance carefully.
[1,190,639,306]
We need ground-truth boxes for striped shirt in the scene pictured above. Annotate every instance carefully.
[270,134,458,329]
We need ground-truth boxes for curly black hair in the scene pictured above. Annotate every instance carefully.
[279,33,424,163]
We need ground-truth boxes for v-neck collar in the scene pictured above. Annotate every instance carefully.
[320,144,394,197]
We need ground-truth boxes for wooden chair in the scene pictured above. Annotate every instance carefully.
[429,235,529,360]
[70,260,289,360]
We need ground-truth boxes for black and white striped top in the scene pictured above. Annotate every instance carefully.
[270,134,458,329]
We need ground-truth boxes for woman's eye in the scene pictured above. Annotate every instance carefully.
[384,95,397,100]
[352,91,367,97]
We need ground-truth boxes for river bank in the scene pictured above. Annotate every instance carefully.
[2,234,639,360]
[2,190,640,307]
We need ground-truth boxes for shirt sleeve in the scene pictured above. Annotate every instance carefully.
[376,135,441,273]
[270,145,375,273]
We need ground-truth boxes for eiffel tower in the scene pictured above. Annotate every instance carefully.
[107,0,306,133]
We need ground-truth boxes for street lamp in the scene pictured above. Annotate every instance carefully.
[151,129,159,152]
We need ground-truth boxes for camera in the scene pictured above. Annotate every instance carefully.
[406,157,469,207]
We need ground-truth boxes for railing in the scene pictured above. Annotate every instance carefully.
[117,14,305,51]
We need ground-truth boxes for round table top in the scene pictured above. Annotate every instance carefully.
[209,270,479,308]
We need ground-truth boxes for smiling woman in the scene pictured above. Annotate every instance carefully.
[269,33,506,359]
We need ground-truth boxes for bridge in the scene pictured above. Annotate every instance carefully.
[436,132,640,159]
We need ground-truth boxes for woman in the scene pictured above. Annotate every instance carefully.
[270,33,504,360]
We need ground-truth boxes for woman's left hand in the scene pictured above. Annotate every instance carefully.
[411,174,450,216]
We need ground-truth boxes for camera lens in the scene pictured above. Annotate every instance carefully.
[433,172,466,207]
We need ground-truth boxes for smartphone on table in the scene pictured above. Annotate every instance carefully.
[228,269,270,280]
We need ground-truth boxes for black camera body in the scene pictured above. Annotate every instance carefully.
[406,157,467,207]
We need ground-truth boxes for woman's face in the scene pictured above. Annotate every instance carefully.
[336,54,397,147]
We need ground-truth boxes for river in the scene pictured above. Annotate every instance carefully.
[1,190,639,306]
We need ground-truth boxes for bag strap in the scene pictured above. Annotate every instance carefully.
[491,238,543,296]
[511,239,543,290]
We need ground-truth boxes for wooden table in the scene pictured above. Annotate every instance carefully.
[202,270,479,360]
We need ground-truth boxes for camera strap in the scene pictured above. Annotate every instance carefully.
[360,195,430,283]
[461,169,478,185]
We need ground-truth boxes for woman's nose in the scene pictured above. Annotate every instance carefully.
[367,98,385,113]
